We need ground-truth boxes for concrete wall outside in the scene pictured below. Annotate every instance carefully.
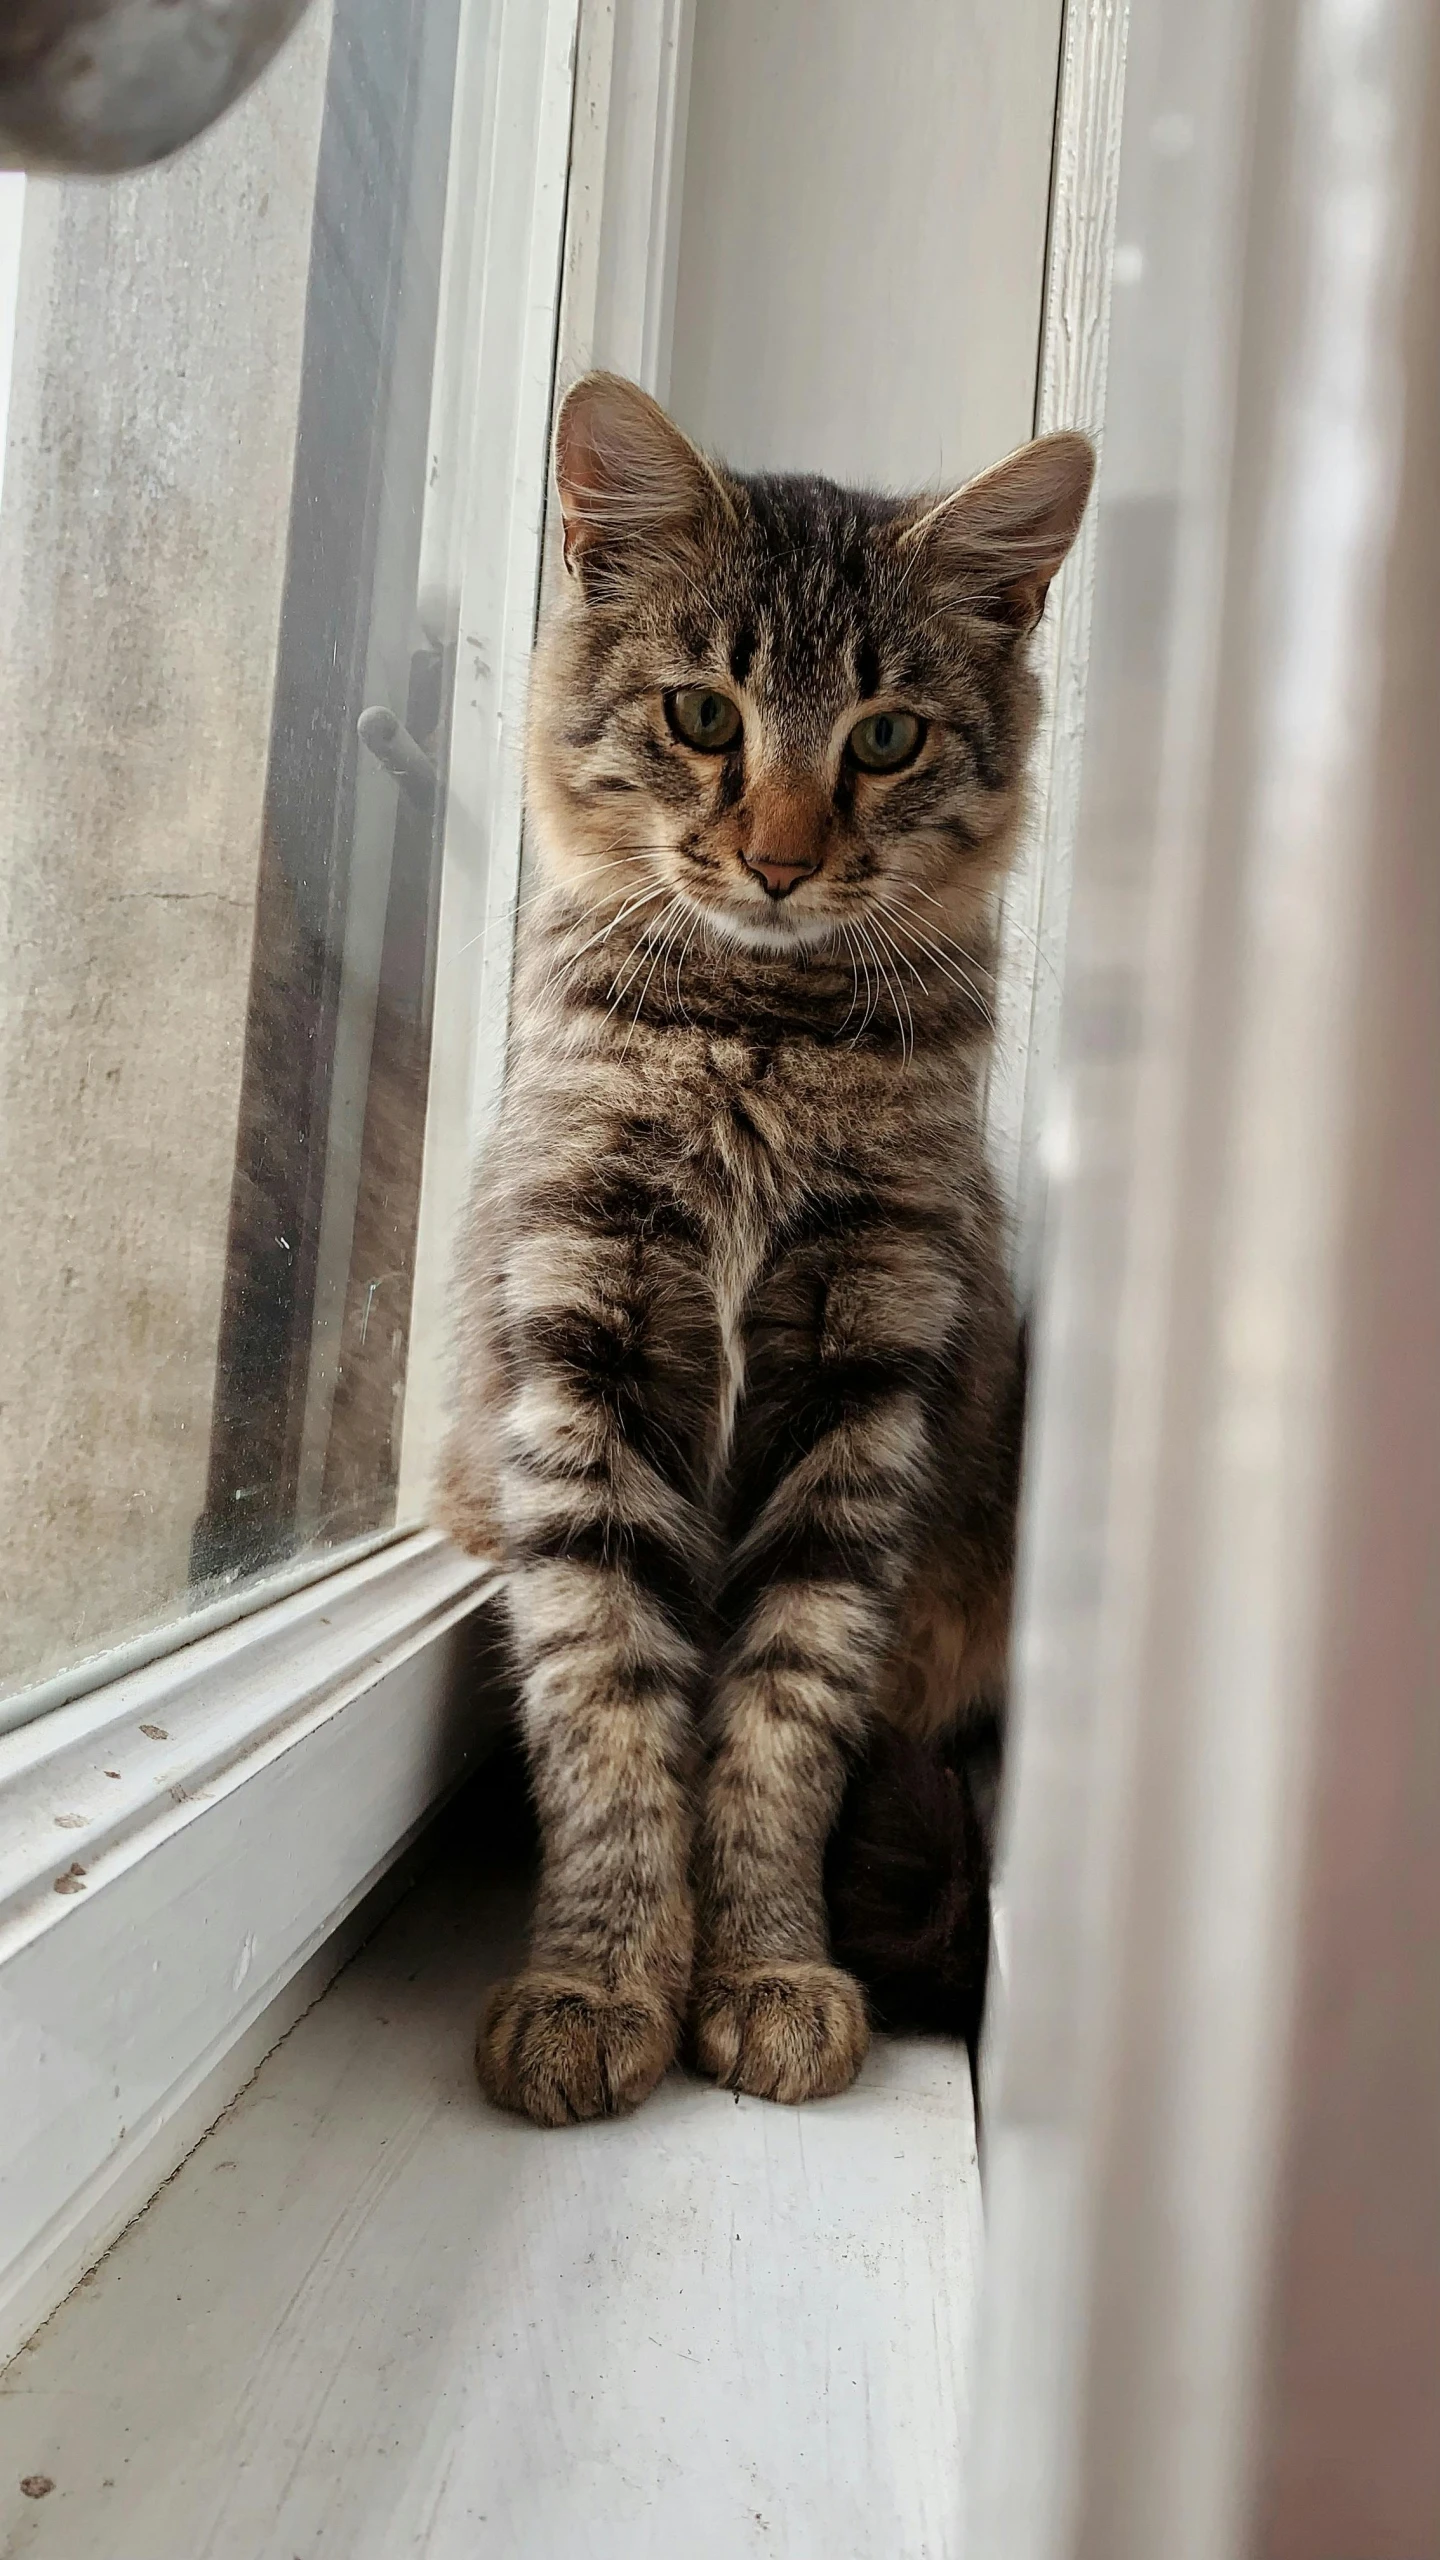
[0,12,332,1694]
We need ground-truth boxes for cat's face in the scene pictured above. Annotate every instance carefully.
[527,375,1093,963]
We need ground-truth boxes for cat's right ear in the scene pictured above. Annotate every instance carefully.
[553,371,721,589]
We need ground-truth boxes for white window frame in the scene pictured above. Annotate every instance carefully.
[965,0,1440,2545]
[0,0,593,2369]
[0,0,1116,2371]
[989,0,1130,1304]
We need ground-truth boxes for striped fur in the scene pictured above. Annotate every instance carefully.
[441,375,1092,2122]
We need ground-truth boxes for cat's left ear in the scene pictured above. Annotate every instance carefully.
[903,431,1095,633]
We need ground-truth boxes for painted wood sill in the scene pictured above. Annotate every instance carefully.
[0,1816,983,2558]
[0,1531,502,2371]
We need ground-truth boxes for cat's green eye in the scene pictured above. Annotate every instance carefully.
[847,708,924,772]
[667,686,743,752]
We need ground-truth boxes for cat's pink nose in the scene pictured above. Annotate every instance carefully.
[742,853,820,900]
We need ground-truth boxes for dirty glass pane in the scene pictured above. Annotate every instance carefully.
[0,0,469,1709]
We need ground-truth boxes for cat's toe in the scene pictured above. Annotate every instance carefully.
[691,1961,870,2104]
[477,1971,677,2126]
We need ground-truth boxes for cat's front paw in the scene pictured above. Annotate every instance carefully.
[691,1961,870,2104]
[478,1971,678,2126]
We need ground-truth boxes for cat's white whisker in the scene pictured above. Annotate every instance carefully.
[867,914,926,991]
[619,904,683,1054]
[565,882,672,969]
[464,851,664,952]
[856,915,913,1064]
[671,905,704,1024]
[508,853,643,918]
[606,894,683,1016]
[886,882,1001,999]
[847,920,878,1045]
[836,922,863,1034]
[651,901,690,1023]
[867,917,922,1064]
[874,895,996,1024]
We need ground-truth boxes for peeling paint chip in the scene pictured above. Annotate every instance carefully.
[54,1813,88,1830]
[138,1723,168,1741]
[20,2475,55,2499]
[53,1863,87,1895]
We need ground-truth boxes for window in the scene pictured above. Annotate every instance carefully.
[1,0,1116,2386]
[1,0,473,1708]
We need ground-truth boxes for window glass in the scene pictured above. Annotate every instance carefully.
[0,0,470,1706]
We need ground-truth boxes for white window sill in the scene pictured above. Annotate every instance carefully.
[0,1530,501,2370]
[0,1818,982,2557]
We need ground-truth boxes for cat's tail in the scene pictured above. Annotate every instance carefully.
[824,1717,997,2055]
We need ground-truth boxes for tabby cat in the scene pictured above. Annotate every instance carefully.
[441,372,1092,2124]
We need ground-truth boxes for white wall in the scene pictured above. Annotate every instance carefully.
[668,0,1064,493]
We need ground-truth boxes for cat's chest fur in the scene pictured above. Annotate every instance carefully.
[684,1035,807,1470]
[535,1009,965,1480]
[625,1015,936,1197]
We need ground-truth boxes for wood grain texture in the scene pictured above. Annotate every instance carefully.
[0,1831,982,2558]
